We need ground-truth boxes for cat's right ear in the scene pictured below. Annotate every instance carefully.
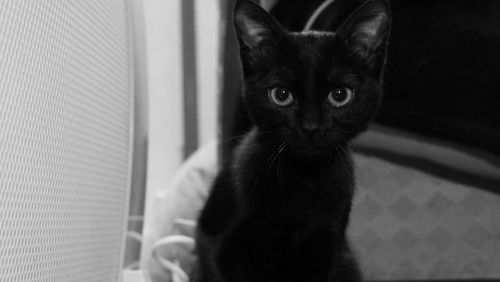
[234,0,283,50]
[336,0,391,77]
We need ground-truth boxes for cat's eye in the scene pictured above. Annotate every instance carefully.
[328,87,354,107]
[269,87,294,106]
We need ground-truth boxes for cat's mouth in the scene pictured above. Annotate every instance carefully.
[287,139,333,161]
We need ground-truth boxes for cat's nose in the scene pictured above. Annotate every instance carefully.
[300,122,321,139]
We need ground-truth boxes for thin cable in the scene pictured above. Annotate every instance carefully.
[174,218,196,228]
[126,231,143,243]
[153,253,188,282]
[303,0,337,31]
[153,235,196,249]
[124,261,140,270]
[152,235,196,281]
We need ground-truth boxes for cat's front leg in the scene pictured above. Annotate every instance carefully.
[215,217,271,282]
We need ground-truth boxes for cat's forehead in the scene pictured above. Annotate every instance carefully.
[289,31,336,40]
[284,31,337,67]
[288,31,336,52]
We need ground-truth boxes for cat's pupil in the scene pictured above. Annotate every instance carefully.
[276,88,290,101]
[333,88,347,102]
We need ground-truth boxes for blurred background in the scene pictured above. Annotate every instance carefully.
[124,0,220,269]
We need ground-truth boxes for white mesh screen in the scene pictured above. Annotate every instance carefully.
[0,1,132,281]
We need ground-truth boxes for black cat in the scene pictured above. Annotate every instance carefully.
[192,0,390,281]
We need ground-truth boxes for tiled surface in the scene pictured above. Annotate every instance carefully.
[350,153,500,279]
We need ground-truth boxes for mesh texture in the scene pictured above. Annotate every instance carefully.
[0,1,132,281]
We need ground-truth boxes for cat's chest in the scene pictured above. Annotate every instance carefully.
[238,161,352,210]
[235,218,335,251]
[220,215,337,280]
[239,153,348,188]
[235,139,352,190]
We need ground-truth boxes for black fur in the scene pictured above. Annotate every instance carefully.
[193,1,390,281]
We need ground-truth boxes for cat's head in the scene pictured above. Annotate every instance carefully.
[234,0,390,157]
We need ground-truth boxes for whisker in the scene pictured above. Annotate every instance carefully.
[276,143,287,189]
[252,141,284,192]
[218,129,274,145]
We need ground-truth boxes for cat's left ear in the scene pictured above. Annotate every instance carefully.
[337,0,391,77]
[234,0,283,49]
